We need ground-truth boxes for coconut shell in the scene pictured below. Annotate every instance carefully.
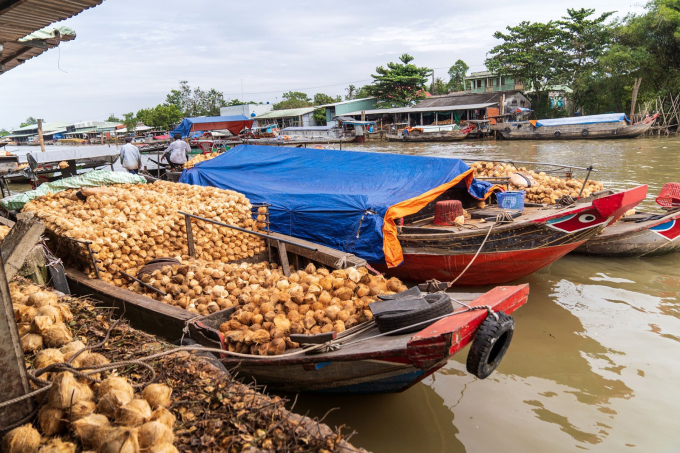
[98,427,140,453]
[30,316,53,335]
[20,333,43,353]
[99,376,134,400]
[1,424,41,453]
[36,438,75,453]
[36,305,62,323]
[142,384,172,409]
[38,405,66,436]
[268,338,286,355]
[34,348,65,370]
[97,390,133,418]
[68,399,96,422]
[116,398,151,427]
[138,421,174,448]
[43,323,73,348]
[27,291,58,307]
[147,444,178,453]
[149,408,175,429]
[47,372,93,409]
[60,341,86,360]
[16,306,37,323]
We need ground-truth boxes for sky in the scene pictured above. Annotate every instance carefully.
[0,0,645,130]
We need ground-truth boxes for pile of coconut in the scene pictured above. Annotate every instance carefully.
[183,151,220,169]
[471,161,605,204]
[22,181,267,283]
[0,224,10,241]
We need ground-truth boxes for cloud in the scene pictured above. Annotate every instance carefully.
[0,0,643,129]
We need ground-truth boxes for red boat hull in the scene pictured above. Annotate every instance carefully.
[378,242,580,285]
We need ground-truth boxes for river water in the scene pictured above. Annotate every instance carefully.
[7,138,680,452]
[291,137,680,453]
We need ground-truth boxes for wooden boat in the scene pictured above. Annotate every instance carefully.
[386,124,471,142]
[495,113,658,140]
[59,229,529,394]
[374,186,648,286]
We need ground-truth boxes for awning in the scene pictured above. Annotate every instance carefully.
[170,115,253,137]
[180,145,501,267]
[535,113,629,127]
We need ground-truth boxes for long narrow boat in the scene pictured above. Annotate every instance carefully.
[495,113,658,140]
[374,186,647,285]
[386,124,471,142]
[62,230,529,393]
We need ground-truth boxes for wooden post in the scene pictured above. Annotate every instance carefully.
[435,112,438,125]
[420,112,423,125]
[630,78,642,120]
[37,118,45,152]
[0,213,45,282]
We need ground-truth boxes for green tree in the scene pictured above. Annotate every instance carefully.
[165,81,227,117]
[430,77,448,95]
[355,85,372,99]
[447,60,469,91]
[273,91,313,110]
[20,117,38,127]
[0,129,9,137]
[486,21,568,106]
[106,114,121,122]
[122,112,137,135]
[366,54,431,108]
[311,93,341,125]
[345,84,357,100]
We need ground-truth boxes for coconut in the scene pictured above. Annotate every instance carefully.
[1,424,41,453]
[21,333,43,353]
[97,390,133,418]
[36,305,62,323]
[98,427,140,453]
[38,405,66,436]
[34,348,65,370]
[141,384,172,409]
[43,323,73,348]
[16,306,37,323]
[67,399,96,421]
[36,438,75,453]
[149,408,175,429]
[72,414,110,448]
[99,376,134,400]
[138,421,174,448]
[30,316,53,335]
[27,291,58,307]
[60,341,86,360]
[55,305,73,323]
[76,352,110,369]
[116,399,151,427]
[48,372,93,409]
[147,444,179,453]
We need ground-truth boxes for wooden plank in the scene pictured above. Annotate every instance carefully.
[277,241,290,276]
[0,213,45,281]
[267,231,366,269]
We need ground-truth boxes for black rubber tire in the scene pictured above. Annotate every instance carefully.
[466,311,515,379]
[554,131,561,137]
[581,129,589,137]
[376,293,453,334]
[504,127,510,133]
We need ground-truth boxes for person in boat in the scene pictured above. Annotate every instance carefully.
[161,134,190,170]
[119,136,142,174]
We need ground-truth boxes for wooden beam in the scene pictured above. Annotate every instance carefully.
[0,213,45,281]
[0,45,31,65]
[37,118,45,152]
[12,39,46,49]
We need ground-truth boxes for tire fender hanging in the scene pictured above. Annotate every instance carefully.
[466,311,515,379]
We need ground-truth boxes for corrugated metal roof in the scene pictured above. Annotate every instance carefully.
[316,97,377,108]
[1,25,76,74]
[255,107,316,119]
[340,103,496,116]
[415,91,522,108]
[11,120,73,133]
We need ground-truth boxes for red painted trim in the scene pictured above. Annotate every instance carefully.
[592,185,647,220]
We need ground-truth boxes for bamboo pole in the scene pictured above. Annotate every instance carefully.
[630,78,642,120]
[37,119,45,152]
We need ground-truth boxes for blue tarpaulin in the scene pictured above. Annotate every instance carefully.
[180,145,497,266]
[535,113,629,127]
[170,115,254,137]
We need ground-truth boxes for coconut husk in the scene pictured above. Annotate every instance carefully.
[55,304,74,323]
[97,390,133,418]
[38,405,66,436]
[16,306,37,323]
[149,408,175,430]
[43,323,73,348]
[34,348,65,370]
[138,421,174,448]
[30,315,53,335]
[67,399,96,422]
[141,384,172,409]
[99,376,134,400]
[47,372,93,409]
[72,414,110,449]
[36,438,76,453]
[98,427,140,453]
[1,424,41,453]
[36,305,62,323]
[60,341,87,361]
[21,333,43,353]
[147,443,178,453]
[115,399,151,427]
[27,291,58,308]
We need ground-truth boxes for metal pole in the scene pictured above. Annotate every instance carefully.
[578,166,594,198]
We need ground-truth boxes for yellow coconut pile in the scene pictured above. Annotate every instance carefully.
[0,224,10,241]
[183,151,220,169]
[471,161,605,205]
[217,263,407,356]
[22,181,266,283]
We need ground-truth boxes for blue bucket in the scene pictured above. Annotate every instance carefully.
[496,191,525,211]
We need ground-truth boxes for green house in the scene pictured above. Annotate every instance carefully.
[319,97,378,123]
[464,71,524,94]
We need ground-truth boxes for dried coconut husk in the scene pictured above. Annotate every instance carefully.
[60,341,87,361]
[72,414,110,449]
[27,291,58,308]
[55,304,73,323]
[1,424,41,453]
[141,384,172,409]
[97,390,133,419]
[43,323,73,348]
[66,399,96,422]
[116,398,151,427]
[34,348,65,369]
[38,405,66,436]
[36,305,62,323]
[75,352,109,369]
[30,315,53,335]
[18,323,32,337]
[98,427,140,453]
[149,408,175,429]
[99,376,134,400]
[16,305,37,323]
[37,438,76,453]
[138,421,174,448]
[21,333,43,353]
[147,444,178,453]
[47,372,93,409]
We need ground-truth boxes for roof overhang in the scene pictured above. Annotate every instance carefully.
[340,103,497,116]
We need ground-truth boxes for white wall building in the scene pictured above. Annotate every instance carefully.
[220,104,273,118]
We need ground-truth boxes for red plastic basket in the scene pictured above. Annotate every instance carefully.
[656,183,680,207]
[433,200,464,225]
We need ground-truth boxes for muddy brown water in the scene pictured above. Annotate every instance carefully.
[292,137,680,453]
[7,139,680,451]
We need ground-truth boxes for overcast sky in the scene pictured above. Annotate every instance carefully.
[0,0,645,130]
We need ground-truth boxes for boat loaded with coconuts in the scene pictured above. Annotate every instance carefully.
[179,145,648,286]
[4,174,530,394]
[494,112,659,140]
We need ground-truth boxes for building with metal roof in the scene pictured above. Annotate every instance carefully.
[317,97,378,124]
[254,107,317,128]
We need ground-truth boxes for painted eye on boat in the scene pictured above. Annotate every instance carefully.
[579,214,597,223]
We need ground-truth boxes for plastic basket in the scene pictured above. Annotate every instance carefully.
[496,191,525,211]
[656,183,680,207]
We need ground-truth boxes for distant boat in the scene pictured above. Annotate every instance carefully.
[494,113,659,140]
[386,124,472,142]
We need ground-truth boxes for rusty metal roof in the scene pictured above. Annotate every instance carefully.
[415,91,524,108]
[1,26,76,74]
